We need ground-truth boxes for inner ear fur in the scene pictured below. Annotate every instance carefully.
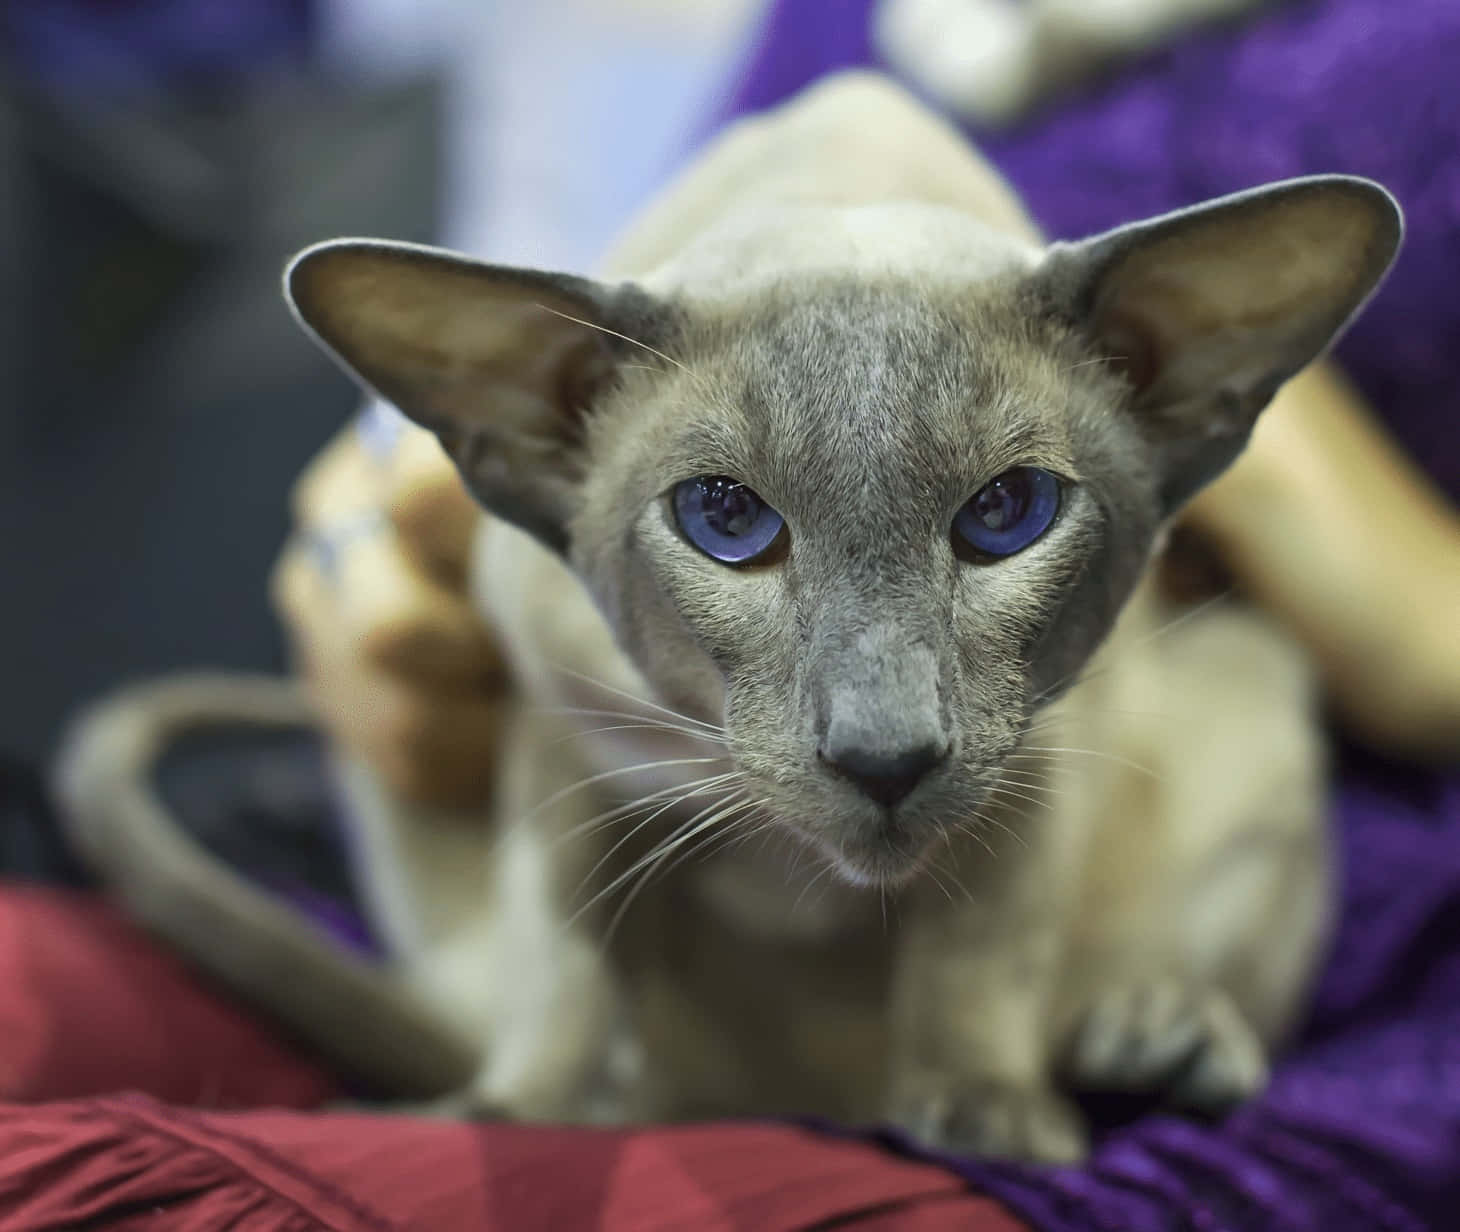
[284,239,672,551]
[1044,175,1402,510]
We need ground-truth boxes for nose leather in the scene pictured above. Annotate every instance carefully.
[813,619,949,808]
[820,740,947,808]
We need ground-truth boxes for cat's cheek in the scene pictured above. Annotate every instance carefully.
[619,518,787,684]
[670,567,793,673]
[941,570,1044,760]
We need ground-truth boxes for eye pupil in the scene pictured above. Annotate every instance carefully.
[674,475,786,564]
[700,478,760,537]
[972,475,1028,531]
[953,466,1061,560]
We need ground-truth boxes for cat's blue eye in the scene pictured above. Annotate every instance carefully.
[953,467,1062,560]
[673,476,786,565]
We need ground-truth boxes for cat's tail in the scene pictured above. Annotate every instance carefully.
[52,672,480,1099]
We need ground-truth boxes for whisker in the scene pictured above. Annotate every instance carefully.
[987,785,1067,808]
[547,721,727,747]
[571,791,750,928]
[1063,354,1127,373]
[651,804,769,884]
[601,815,761,949]
[981,783,1056,812]
[701,815,778,871]
[541,705,697,725]
[1026,706,1181,726]
[533,302,691,376]
[952,818,1001,858]
[987,770,1068,796]
[595,794,760,940]
[544,665,725,735]
[1030,590,1232,707]
[918,850,956,903]
[792,859,840,914]
[539,705,727,744]
[573,780,748,903]
[927,840,977,904]
[975,807,1037,841]
[1015,744,1160,780]
[524,755,727,825]
[574,804,726,931]
[548,771,743,850]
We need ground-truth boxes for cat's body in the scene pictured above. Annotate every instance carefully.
[280,72,1398,1159]
[343,543,1323,1149]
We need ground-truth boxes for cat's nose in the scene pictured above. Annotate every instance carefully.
[819,740,949,808]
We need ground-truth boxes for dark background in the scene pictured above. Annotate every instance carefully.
[0,5,444,760]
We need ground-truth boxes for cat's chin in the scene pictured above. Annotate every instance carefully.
[824,838,933,890]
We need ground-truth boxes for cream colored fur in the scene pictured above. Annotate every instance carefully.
[319,74,1349,1159]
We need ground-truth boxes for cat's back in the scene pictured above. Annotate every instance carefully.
[606,70,1044,280]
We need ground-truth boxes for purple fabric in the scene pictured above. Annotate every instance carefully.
[720,0,1460,505]
[718,2,1460,1229]
[273,882,379,956]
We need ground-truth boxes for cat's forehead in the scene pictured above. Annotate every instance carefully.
[659,274,1083,509]
[641,202,1037,295]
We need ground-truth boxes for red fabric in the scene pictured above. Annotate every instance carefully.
[0,886,1030,1230]
[0,1097,1027,1231]
[0,887,336,1108]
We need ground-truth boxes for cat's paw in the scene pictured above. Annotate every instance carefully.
[480,1038,649,1126]
[888,1072,1088,1163]
[1060,979,1267,1113]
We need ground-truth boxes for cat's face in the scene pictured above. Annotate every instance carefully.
[567,274,1154,883]
[286,176,1400,883]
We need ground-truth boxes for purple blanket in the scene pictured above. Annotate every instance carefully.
[715,2,1460,1229]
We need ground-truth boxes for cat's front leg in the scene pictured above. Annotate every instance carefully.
[468,716,651,1125]
[472,877,644,1124]
[886,885,1085,1163]
[472,851,648,1125]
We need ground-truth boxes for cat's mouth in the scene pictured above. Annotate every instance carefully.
[738,761,1003,889]
[819,817,941,888]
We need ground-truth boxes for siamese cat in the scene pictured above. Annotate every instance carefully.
[67,71,1401,1162]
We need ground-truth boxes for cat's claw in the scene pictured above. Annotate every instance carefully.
[889,1073,1087,1163]
[1061,980,1268,1113]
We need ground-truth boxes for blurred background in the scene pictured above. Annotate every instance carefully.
[3,0,1457,776]
[0,0,765,763]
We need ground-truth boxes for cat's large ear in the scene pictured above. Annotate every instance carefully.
[1040,175,1402,513]
[285,239,674,552]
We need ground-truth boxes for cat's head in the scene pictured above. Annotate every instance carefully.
[286,176,1399,885]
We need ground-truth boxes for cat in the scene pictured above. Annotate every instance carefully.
[78,70,1398,1163]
